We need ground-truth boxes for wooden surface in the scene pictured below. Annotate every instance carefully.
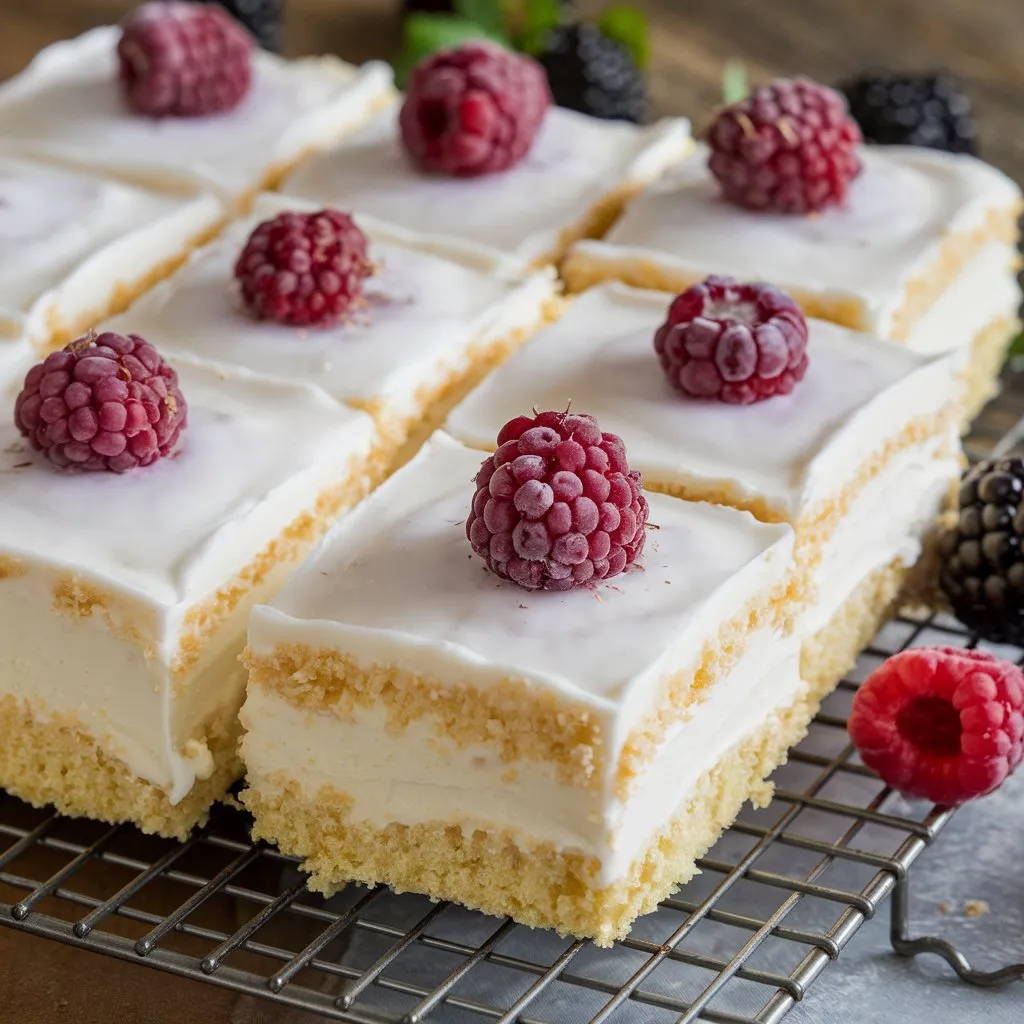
[2,0,1024,180]
[0,2,1022,1022]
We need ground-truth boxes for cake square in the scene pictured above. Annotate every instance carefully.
[563,145,1021,418]
[281,103,691,264]
[446,282,962,688]
[0,154,223,353]
[100,194,561,455]
[0,27,395,208]
[240,432,800,944]
[0,353,377,838]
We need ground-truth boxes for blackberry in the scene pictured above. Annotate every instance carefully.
[939,458,1024,643]
[839,72,977,155]
[206,0,282,52]
[538,23,647,123]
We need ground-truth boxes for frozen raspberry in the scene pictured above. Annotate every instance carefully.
[400,42,551,177]
[466,411,649,592]
[848,647,1024,805]
[118,1,253,118]
[707,77,862,213]
[14,333,188,474]
[234,209,371,328]
[654,276,809,404]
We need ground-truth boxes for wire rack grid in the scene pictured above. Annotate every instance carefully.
[3,374,1024,1024]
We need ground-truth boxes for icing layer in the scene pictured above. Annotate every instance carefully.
[0,27,394,202]
[283,104,691,262]
[102,194,558,423]
[569,144,1020,333]
[446,282,957,520]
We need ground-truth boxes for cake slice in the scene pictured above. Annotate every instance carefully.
[99,194,560,460]
[282,102,690,265]
[0,154,223,353]
[241,432,800,944]
[0,346,377,838]
[564,145,1021,419]
[446,281,962,690]
[0,24,394,209]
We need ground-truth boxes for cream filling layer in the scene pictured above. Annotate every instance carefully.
[803,435,959,634]
[241,626,803,885]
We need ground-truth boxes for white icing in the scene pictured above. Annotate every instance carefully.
[803,434,960,634]
[241,625,804,888]
[248,432,794,749]
[101,194,558,424]
[283,104,691,262]
[0,154,223,344]
[0,27,395,203]
[570,143,1021,334]
[903,242,1020,356]
[0,355,376,802]
[446,282,958,520]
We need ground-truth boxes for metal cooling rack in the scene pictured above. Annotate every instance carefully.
[4,376,1024,1023]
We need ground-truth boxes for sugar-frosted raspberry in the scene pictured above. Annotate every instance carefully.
[400,42,551,177]
[234,209,371,328]
[118,1,253,118]
[654,276,809,404]
[848,647,1024,805]
[707,77,862,213]
[466,411,649,592]
[14,333,188,474]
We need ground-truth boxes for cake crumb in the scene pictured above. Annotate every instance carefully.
[963,899,989,918]
[938,900,951,915]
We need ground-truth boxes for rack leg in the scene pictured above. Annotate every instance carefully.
[888,869,1024,987]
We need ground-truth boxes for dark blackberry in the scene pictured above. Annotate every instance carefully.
[839,72,977,155]
[538,23,647,123]
[206,0,282,52]
[939,458,1024,643]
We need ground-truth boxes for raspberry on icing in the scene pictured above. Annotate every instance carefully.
[14,332,188,474]
[399,42,551,177]
[707,77,862,214]
[848,646,1024,805]
[234,209,372,328]
[466,411,649,592]
[654,276,809,404]
[118,1,253,118]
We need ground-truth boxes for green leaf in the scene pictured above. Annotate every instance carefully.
[598,5,649,70]
[514,0,563,54]
[722,60,748,104]
[395,13,508,87]
[454,0,506,37]
[1009,329,1024,360]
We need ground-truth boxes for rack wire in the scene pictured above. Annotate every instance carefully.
[3,374,1024,1023]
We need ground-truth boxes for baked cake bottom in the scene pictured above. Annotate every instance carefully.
[959,314,1020,428]
[0,695,242,840]
[243,678,818,946]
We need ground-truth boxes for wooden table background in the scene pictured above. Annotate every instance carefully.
[1,1,1022,1021]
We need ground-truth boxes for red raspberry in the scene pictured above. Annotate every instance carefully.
[14,332,188,474]
[399,42,551,177]
[118,1,253,118]
[848,647,1024,805]
[654,276,809,405]
[234,209,372,328]
[707,77,862,214]
[466,411,649,592]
